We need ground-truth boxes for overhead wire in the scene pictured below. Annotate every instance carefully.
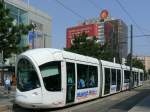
[87,0,103,11]
[119,0,150,33]
[115,0,146,35]
[86,0,150,40]
[54,0,85,20]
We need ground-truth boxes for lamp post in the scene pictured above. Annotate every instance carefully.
[31,23,37,49]
[0,50,4,86]
[129,25,133,90]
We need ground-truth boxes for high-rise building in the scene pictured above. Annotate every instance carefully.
[104,19,128,59]
[66,10,128,60]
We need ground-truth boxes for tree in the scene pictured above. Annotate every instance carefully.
[126,54,145,70]
[0,0,32,60]
[99,42,114,62]
[64,32,113,61]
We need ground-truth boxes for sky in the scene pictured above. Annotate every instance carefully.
[29,0,150,56]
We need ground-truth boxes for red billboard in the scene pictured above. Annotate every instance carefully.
[66,24,98,48]
[104,21,114,42]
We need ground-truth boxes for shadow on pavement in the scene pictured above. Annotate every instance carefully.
[110,88,150,111]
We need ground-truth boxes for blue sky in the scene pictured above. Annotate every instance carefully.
[29,0,150,56]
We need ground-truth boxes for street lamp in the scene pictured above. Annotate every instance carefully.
[31,22,37,49]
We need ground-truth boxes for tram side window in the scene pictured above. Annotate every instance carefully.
[77,64,88,89]
[111,69,116,85]
[117,69,121,83]
[124,70,130,83]
[40,61,61,91]
[132,72,136,81]
[88,66,98,87]
[77,64,98,89]
[135,72,138,81]
[140,73,143,81]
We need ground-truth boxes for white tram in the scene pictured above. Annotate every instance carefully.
[139,69,144,86]
[15,48,144,109]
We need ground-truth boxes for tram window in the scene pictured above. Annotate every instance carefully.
[133,72,137,81]
[135,72,137,81]
[40,61,61,91]
[132,72,134,81]
[133,72,136,81]
[77,64,98,89]
[77,64,88,89]
[140,73,143,81]
[17,59,40,92]
[117,69,121,83]
[111,69,116,85]
[124,70,130,83]
[88,66,98,87]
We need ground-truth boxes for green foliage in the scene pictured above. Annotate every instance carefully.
[0,0,32,60]
[64,32,113,61]
[126,54,145,70]
[132,58,145,70]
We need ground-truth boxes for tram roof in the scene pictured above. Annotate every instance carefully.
[20,48,99,66]
[121,64,130,70]
[101,60,121,68]
[139,69,144,72]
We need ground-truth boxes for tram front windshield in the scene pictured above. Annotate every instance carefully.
[17,59,40,92]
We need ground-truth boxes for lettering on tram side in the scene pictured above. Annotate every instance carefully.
[124,83,129,90]
[77,89,97,100]
[110,85,117,93]
[89,89,97,95]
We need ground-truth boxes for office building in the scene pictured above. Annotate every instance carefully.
[5,0,52,48]
[137,56,150,72]
[66,10,128,60]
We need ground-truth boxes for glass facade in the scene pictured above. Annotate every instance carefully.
[6,3,28,24]
[6,3,29,47]
[5,1,51,49]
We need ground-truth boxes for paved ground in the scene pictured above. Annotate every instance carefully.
[0,86,15,112]
[0,80,150,112]
[128,95,150,112]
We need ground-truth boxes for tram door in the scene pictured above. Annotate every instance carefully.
[66,62,75,103]
[104,68,110,95]
[116,69,121,91]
